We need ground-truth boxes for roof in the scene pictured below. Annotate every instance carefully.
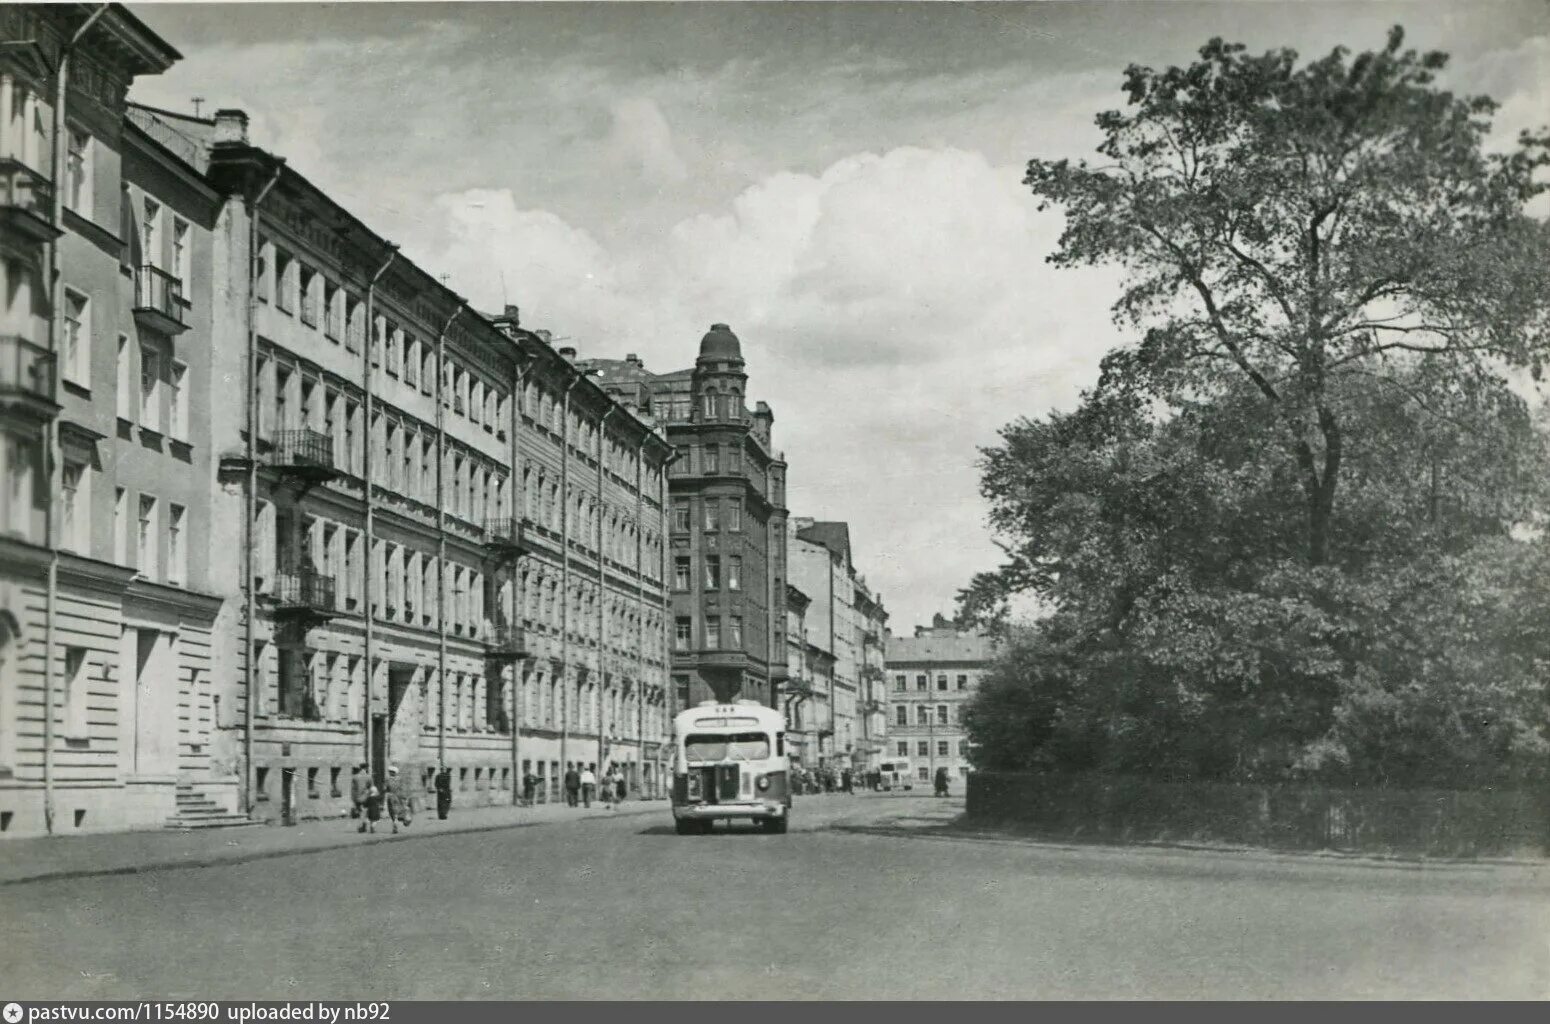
[796,521,851,565]
[885,633,997,666]
[698,323,743,363]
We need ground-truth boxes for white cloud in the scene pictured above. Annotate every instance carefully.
[606,97,690,185]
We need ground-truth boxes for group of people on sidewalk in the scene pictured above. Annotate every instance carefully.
[348,763,455,834]
[560,762,629,808]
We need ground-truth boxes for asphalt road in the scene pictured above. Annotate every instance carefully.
[3,794,1547,999]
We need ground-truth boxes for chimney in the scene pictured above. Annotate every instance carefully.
[212,109,249,145]
[558,346,577,363]
[502,304,520,326]
[625,353,642,367]
[535,329,553,346]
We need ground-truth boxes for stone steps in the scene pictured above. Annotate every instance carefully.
[165,784,259,831]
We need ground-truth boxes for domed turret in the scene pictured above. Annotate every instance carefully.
[697,323,743,365]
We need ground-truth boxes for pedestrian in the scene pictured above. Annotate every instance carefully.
[842,768,854,794]
[580,763,597,808]
[383,765,410,833]
[934,766,950,798]
[600,765,616,808]
[615,771,627,805]
[564,763,581,807]
[522,771,538,807]
[435,764,454,820]
[349,762,374,833]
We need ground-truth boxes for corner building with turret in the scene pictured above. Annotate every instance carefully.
[578,325,789,712]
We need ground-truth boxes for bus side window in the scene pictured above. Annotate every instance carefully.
[776,732,784,756]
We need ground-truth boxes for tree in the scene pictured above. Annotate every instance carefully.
[1023,27,1550,567]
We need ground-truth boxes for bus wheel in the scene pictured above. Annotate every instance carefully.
[762,816,788,835]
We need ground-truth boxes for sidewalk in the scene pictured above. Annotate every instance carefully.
[0,797,665,887]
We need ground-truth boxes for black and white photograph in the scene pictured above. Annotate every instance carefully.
[1,0,1548,1002]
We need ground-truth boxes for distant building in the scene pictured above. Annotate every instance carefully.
[580,326,789,711]
[884,614,996,786]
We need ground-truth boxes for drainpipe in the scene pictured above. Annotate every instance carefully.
[559,375,578,772]
[432,305,461,769]
[634,435,646,795]
[508,357,526,804]
[360,246,397,785]
[42,2,110,836]
[595,406,614,774]
[240,160,284,816]
[660,447,677,785]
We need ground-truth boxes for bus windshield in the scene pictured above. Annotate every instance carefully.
[684,732,770,762]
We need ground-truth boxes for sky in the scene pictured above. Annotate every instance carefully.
[127,0,1550,634]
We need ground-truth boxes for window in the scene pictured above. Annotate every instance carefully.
[324,280,341,340]
[138,344,160,432]
[113,487,127,564]
[704,555,720,590]
[959,741,968,758]
[0,435,34,538]
[958,675,969,690]
[918,767,930,782]
[172,217,190,286]
[727,446,741,475]
[704,445,719,474]
[137,494,157,575]
[299,266,317,326]
[673,556,690,591]
[384,324,399,376]
[274,250,293,313]
[728,499,742,532]
[169,361,188,439]
[255,239,270,303]
[917,741,929,757]
[115,336,131,418]
[142,197,161,266]
[727,556,741,591]
[167,504,186,585]
[62,288,89,385]
[728,616,742,648]
[937,705,949,725]
[672,502,690,533]
[917,706,930,725]
[704,501,719,532]
[916,674,927,691]
[896,742,908,757]
[896,706,907,727]
[64,646,91,740]
[66,129,91,213]
[937,674,948,691]
[404,338,418,385]
[938,741,950,758]
[60,462,86,554]
[894,675,906,693]
[674,617,692,651]
[704,616,720,649]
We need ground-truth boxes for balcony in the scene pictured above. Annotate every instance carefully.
[482,517,536,561]
[268,429,338,485]
[0,335,58,419]
[271,571,337,623]
[484,623,529,661]
[133,264,190,336]
[0,159,60,249]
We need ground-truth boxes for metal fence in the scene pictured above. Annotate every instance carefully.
[966,771,1550,858]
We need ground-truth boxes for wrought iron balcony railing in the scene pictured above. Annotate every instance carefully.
[0,158,58,244]
[269,429,336,476]
[133,264,189,334]
[272,571,337,616]
[482,516,534,558]
[0,335,57,410]
[485,623,528,659]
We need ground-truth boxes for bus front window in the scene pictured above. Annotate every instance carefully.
[685,733,771,762]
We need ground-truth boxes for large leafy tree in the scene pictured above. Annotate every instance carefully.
[959,29,1550,785]
[1024,27,1550,567]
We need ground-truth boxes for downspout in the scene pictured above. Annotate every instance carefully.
[42,2,110,836]
[634,435,646,795]
[360,245,398,784]
[559,375,579,771]
[508,356,526,804]
[660,446,677,786]
[433,305,461,769]
[241,161,284,817]
[595,406,614,774]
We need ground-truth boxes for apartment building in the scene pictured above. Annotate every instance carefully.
[579,326,790,711]
[884,614,996,786]
[784,518,888,772]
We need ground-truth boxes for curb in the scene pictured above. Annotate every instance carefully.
[0,805,662,889]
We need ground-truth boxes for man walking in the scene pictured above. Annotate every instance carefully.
[522,770,538,807]
[580,763,597,808]
[564,763,581,807]
[350,763,374,833]
[434,764,454,820]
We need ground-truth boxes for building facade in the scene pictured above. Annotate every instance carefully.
[883,614,995,787]
[0,6,676,837]
[784,518,888,772]
[580,326,789,712]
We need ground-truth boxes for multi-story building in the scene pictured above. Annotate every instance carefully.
[0,6,676,837]
[0,5,219,838]
[884,614,996,787]
[579,326,788,711]
[785,518,887,772]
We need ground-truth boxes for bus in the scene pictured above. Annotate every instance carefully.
[671,700,791,834]
[876,758,913,791]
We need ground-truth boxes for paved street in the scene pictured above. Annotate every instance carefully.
[3,794,1547,999]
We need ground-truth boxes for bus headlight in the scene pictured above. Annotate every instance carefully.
[756,774,770,791]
